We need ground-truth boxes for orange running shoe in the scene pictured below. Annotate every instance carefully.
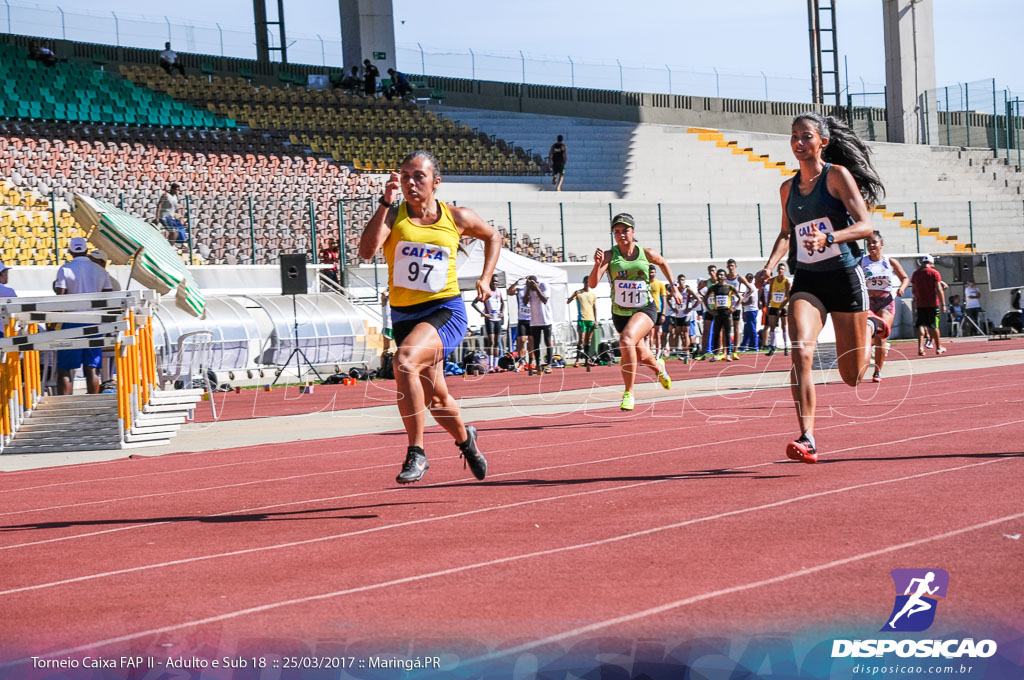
[786,435,818,464]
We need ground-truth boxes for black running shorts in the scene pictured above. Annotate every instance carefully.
[613,300,659,333]
[790,266,868,314]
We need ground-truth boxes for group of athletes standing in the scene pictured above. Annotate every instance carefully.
[361,111,903,484]
[625,258,793,364]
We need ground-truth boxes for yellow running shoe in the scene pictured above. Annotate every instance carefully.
[656,358,671,390]
[730,351,740,361]
[620,391,635,411]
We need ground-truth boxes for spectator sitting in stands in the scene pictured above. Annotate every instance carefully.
[320,238,340,283]
[948,294,964,328]
[28,41,58,67]
[159,42,185,76]
[339,66,361,92]
[385,68,413,101]
[156,183,188,243]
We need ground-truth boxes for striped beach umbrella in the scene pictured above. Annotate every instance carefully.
[72,194,206,318]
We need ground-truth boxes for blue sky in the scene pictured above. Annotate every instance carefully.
[10,0,1022,100]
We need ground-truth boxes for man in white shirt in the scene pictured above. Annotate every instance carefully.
[159,42,185,76]
[525,275,553,375]
[471,275,505,372]
[0,261,16,298]
[156,183,187,242]
[54,237,114,395]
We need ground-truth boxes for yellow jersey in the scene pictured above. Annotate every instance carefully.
[383,201,461,307]
[649,279,667,312]
[768,276,789,309]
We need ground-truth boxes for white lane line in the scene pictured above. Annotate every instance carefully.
[0,399,1005,555]
[1,417,1019,599]
[460,509,1024,667]
[0,367,978,494]
[3,455,1020,669]
[0,374,1000,519]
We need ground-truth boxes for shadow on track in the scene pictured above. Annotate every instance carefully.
[425,468,796,489]
[0,501,436,532]
[817,451,1024,465]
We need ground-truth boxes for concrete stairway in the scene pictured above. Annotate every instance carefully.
[2,389,203,454]
[431,106,637,193]
[393,109,1023,259]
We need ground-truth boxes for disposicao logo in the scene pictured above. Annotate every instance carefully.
[881,568,949,632]
[831,568,998,659]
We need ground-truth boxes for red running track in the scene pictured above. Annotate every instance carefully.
[0,363,1022,672]
[193,336,1024,423]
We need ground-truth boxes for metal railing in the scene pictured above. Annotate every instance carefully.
[10,192,1023,269]
[0,0,890,103]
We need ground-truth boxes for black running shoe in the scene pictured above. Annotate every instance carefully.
[396,446,429,484]
[457,425,487,480]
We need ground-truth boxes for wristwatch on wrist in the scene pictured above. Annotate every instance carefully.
[378,195,400,208]
[824,232,835,246]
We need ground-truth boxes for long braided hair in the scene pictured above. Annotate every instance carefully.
[794,112,885,206]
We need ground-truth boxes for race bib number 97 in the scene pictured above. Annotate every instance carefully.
[795,217,841,264]
[615,280,648,308]
[394,241,450,293]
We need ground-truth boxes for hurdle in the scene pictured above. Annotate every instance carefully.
[0,291,203,453]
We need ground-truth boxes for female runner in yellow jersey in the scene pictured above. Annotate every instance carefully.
[359,150,501,484]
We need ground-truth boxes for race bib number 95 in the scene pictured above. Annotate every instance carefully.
[615,279,648,308]
[795,217,841,264]
[394,241,450,293]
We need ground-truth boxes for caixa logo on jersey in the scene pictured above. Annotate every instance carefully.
[881,568,949,632]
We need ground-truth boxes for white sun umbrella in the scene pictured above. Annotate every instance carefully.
[72,194,206,317]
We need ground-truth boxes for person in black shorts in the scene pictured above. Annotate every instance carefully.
[507,278,533,371]
[757,112,884,464]
[472,274,505,372]
[549,135,567,191]
[695,264,718,358]
[702,269,739,361]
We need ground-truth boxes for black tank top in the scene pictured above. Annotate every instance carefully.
[785,163,861,272]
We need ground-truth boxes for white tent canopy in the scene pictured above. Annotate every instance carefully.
[456,241,570,325]
[455,240,568,288]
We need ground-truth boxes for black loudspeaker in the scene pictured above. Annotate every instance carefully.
[949,255,974,284]
[279,253,308,295]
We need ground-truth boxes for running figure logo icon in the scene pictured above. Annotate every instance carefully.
[881,569,949,632]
